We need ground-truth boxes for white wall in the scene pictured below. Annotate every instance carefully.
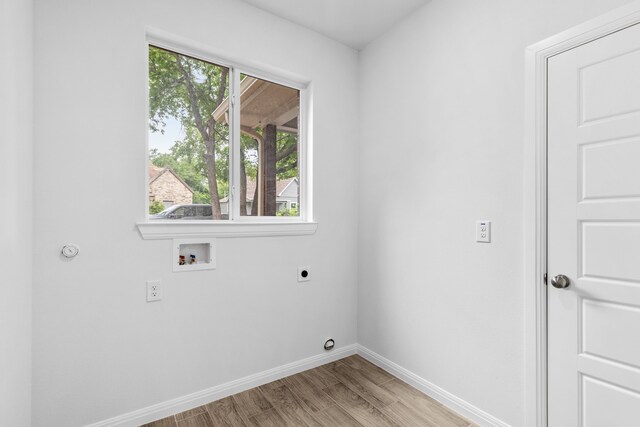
[32,0,359,425]
[358,0,634,426]
[0,0,33,425]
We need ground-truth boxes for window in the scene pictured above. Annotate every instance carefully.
[147,45,306,225]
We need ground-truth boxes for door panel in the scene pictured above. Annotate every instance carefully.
[583,299,640,368]
[548,22,640,426]
[580,48,640,124]
[581,137,640,200]
[582,222,640,281]
[583,376,640,427]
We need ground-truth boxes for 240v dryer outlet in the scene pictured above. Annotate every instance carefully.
[298,267,311,282]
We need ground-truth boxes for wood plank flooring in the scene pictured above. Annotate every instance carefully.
[141,355,475,427]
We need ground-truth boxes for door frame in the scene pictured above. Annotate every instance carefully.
[524,2,640,426]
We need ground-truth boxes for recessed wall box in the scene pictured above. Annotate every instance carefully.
[172,238,216,272]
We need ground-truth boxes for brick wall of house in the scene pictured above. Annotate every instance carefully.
[150,172,192,205]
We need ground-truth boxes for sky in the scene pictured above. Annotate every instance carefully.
[149,116,185,153]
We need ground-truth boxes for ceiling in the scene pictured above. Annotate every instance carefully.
[238,0,430,50]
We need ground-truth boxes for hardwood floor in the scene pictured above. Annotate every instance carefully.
[141,355,475,427]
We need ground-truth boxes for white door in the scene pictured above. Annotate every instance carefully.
[548,23,640,426]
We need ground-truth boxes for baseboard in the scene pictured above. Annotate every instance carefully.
[356,345,512,427]
[87,344,357,427]
[87,343,511,427]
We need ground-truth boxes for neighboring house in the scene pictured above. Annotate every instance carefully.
[220,177,299,215]
[148,164,193,208]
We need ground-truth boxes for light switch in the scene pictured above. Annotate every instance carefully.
[476,221,491,243]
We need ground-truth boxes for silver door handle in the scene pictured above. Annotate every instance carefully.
[550,274,571,289]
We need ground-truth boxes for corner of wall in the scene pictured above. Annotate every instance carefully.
[0,0,34,425]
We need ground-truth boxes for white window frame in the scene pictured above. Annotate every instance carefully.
[138,30,316,239]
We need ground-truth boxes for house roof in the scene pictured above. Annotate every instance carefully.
[149,163,165,182]
[148,164,194,194]
[247,177,297,199]
[220,177,298,203]
[277,177,297,195]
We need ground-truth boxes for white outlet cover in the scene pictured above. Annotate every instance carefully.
[476,221,491,243]
[298,266,311,282]
[147,280,162,302]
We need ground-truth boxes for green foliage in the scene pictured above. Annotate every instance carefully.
[241,133,259,180]
[148,46,228,136]
[277,208,299,217]
[149,46,229,206]
[150,149,209,200]
[148,46,299,210]
[275,131,298,179]
[149,200,165,214]
[240,129,298,181]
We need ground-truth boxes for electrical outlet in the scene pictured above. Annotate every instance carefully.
[298,266,311,282]
[476,221,491,243]
[147,280,162,302]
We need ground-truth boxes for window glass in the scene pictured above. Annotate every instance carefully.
[173,207,185,218]
[237,75,300,217]
[148,46,230,220]
[147,45,304,222]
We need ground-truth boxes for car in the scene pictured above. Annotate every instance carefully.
[150,204,228,220]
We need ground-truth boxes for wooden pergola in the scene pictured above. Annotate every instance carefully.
[212,77,299,215]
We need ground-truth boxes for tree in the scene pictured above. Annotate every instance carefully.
[149,200,165,214]
[149,46,228,218]
[148,46,300,217]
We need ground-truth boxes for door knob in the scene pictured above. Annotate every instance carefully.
[550,274,571,289]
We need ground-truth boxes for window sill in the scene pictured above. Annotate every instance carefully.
[136,221,318,240]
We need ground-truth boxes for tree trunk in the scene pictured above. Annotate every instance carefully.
[173,55,227,220]
[263,124,277,216]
